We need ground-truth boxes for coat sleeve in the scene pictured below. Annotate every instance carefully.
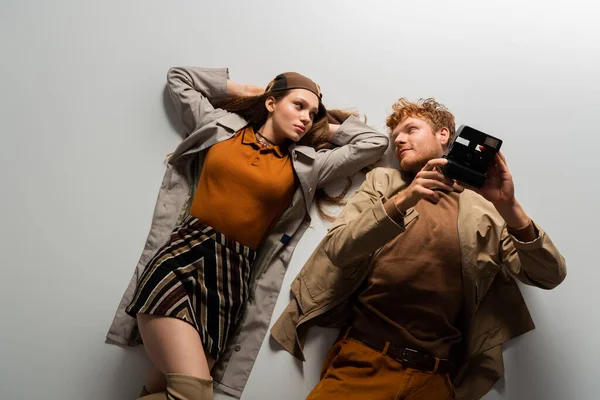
[314,117,389,188]
[500,221,567,289]
[322,169,418,267]
[166,66,231,137]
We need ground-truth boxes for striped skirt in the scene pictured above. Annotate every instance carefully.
[126,215,256,360]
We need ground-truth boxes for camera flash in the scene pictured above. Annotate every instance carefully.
[484,137,499,149]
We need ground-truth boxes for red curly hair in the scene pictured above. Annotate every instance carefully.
[386,98,456,141]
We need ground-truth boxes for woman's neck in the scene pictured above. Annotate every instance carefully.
[257,119,285,145]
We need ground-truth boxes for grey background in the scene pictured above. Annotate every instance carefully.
[0,0,596,399]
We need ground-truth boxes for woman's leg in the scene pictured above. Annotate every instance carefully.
[141,367,167,394]
[142,353,216,393]
[136,314,215,399]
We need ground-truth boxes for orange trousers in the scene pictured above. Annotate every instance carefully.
[306,337,454,400]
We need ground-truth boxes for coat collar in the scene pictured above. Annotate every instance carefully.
[288,142,316,160]
[215,112,247,132]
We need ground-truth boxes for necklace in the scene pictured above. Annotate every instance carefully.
[255,131,276,148]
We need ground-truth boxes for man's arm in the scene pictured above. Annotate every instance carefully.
[500,220,566,289]
[323,169,416,267]
[468,151,566,288]
[324,159,463,267]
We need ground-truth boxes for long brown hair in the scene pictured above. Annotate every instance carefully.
[221,91,358,221]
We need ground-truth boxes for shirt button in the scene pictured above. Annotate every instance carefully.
[234,345,242,352]
[308,188,312,193]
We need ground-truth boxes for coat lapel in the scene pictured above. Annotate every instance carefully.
[289,144,316,216]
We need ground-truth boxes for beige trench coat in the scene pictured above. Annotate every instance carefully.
[271,167,566,400]
[106,67,389,397]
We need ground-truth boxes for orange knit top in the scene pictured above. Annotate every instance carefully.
[189,127,296,249]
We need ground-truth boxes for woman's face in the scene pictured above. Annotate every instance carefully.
[266,89,320,142]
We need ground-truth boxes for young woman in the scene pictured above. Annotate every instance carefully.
[106,66,389,400]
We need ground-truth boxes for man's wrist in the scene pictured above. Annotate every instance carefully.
[393,193,411,215]
[495,199,530,229]
[384,199,405,223]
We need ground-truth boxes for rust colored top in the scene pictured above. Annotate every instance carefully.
[190,127,296,249]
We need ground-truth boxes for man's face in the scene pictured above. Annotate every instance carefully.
[392,117,449,173]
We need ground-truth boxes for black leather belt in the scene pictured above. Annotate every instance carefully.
[346,328,456,375]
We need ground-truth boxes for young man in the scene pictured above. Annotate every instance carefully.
[271,98,566,400]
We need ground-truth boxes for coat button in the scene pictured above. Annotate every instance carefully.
[234,345,241,352]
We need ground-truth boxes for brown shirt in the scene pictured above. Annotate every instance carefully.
[352,191,463,359]
[190,127,296,249]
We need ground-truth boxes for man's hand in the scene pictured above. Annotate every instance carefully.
[394,158,458,212]
[464,151,531,230]
[469,151,515,207]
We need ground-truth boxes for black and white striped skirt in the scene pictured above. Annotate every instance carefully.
[126,215,256,360]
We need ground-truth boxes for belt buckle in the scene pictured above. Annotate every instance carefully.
[400,348,421,367]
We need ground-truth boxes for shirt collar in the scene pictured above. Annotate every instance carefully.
[241,127,287,158]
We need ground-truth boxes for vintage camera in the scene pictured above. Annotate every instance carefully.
[442,125,502,188]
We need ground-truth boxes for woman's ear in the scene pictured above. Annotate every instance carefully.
[265,96,276,113]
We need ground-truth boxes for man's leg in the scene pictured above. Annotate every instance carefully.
[307,338,401,400]
[403,370,454,400]
[307,337,453,400]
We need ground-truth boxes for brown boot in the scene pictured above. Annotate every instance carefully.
[137,374,213,400]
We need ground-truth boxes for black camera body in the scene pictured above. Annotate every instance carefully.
[443,125,502,188]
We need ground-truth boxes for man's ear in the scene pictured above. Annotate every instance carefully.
[265,96,276,113]
[436,127,450,148]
